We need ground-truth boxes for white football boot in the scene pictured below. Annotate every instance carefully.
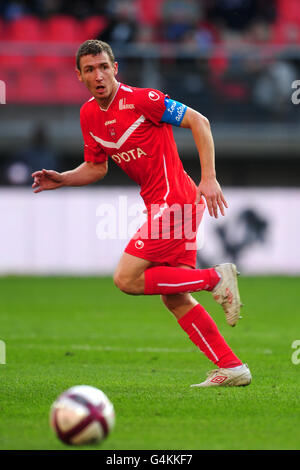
[212,263,242,327]
[191,364,252,388]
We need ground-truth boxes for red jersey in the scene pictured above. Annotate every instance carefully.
[80,82,197,211]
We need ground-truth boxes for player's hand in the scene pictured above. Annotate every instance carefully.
[196,177,228,218]
[31,169,63,193]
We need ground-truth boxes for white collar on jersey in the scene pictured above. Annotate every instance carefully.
[98,81,120,112]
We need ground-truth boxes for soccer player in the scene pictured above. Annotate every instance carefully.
[32,40,251,387]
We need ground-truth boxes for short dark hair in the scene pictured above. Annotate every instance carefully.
[76,39,115,70]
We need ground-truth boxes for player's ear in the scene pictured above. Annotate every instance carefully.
[114,62,118,77]
[76,68,83,82]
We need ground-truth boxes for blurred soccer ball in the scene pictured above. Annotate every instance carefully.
[50,385,115,445]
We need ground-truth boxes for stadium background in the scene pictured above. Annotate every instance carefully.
[1,0,300,275]
[1,0,300,452]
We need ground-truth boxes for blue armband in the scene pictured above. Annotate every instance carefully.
[161,97,187,126]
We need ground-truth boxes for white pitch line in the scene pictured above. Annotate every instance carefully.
[71,345,196,354]
[15,344,196,354]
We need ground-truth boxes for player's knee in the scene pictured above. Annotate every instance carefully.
[113,272,129,293]
[113,272,141,295]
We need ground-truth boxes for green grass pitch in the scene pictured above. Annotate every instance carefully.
[0,276,300,450]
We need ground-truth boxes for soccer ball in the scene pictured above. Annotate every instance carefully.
[50,385,115,445]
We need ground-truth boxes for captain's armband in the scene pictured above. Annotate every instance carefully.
[161,97,187,126]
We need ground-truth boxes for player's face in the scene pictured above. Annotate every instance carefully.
[77,52,118,107]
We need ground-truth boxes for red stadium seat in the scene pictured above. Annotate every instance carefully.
[83,16,107,40]
[209,54,228,77]
[271,0,300,45]
[0,55,31,90]
[277,0,300,25]
[136,0,164,25]
[271,20,300,44]
[16,69,55,103]
[6,15,44,41]
[0,54,27,70]
[34,54,74,72]
[44,15,81,42]
[54,68,91,103]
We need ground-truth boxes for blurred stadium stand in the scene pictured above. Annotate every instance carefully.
[0,0,300,186]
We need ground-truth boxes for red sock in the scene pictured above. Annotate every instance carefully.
[178,304,242,368]
[144,266,220,295]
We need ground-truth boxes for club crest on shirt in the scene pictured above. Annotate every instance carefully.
[108,127,116,138]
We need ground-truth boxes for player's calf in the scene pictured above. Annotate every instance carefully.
[161,293,198,320]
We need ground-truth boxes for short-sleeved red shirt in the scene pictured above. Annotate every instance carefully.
[80,82,197,211]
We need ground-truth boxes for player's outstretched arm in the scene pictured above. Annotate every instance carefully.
[32,161,108,194]
[180,107,228,218]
